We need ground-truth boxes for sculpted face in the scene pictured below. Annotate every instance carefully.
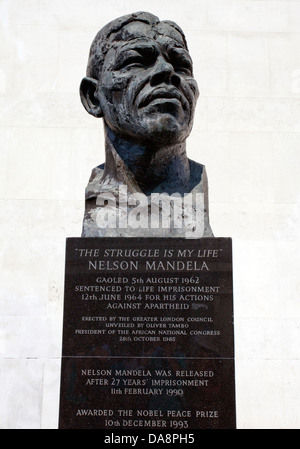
[93,21,199,146]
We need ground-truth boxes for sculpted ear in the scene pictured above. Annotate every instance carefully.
[80,77,103,118]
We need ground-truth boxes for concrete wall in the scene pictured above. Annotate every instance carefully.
[0,0,299,428]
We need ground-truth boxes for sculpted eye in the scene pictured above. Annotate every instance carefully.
[167,47,193,76]
[120,56,144,69]
[173,58,193,75]
[116,46,158,71]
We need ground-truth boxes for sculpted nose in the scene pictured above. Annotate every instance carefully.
[150,57,181,88]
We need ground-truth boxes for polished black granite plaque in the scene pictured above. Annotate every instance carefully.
[59,238,235,429]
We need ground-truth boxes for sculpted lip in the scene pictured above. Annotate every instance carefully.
[138,88,185,109]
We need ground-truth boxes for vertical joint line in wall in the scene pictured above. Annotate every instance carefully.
[205,0,208,26]
[226,31,229,95]
[267,35,271,98]
[287,2,291,35]
[40,361,45,429]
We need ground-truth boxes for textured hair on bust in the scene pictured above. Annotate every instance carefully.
[86,11,188,79]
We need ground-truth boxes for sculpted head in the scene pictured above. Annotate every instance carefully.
[80,12,199,147]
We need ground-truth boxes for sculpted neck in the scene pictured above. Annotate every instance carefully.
[102,125,191,195]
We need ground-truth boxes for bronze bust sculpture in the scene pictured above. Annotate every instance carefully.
[80,12,213,238]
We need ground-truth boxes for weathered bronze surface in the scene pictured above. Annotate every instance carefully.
[80,12,213,237]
